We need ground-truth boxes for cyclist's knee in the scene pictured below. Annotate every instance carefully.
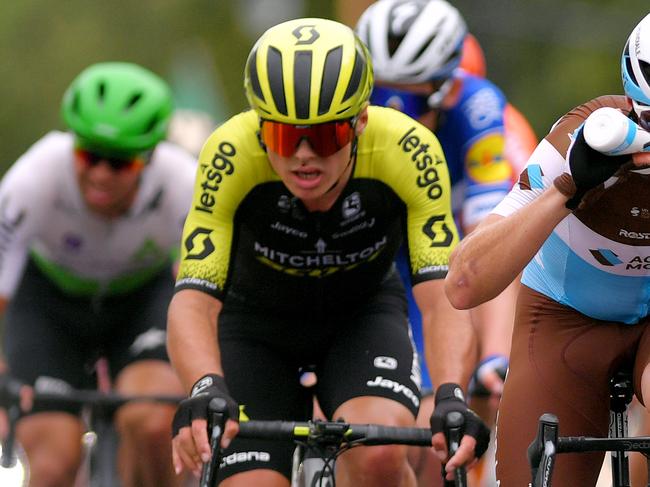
[219,469,289,487]
[28,452,79,487]
[114,359,182,394]
[340,443,411,483]
[116,402,175,452]
[334,396,415,480]
[18,414,83,487]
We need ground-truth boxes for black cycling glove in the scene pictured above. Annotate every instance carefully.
[430,383,491,459]
[171,373,239,438]
[554,126,628,210]
[0,373,25,410]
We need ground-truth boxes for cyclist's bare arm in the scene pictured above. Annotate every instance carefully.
[167,289,223,386]
[467,282,518,395]
[445,186,571,310]
[414,279,475,389]
[413,279,481,469]
[167,289,239,474]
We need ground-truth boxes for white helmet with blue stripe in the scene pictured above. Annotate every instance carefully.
[622,13,650,120]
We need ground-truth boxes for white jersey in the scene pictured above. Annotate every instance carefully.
[492,95,650,324]
[0,131,197,297]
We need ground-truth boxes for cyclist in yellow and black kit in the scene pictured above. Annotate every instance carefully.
[168,18,489,487]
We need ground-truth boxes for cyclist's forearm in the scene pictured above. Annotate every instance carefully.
[415,280,477,390]
[445,186,571,310]
[470,279,519,358]
[167,289,223,392]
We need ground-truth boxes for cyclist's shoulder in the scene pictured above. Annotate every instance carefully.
[146,141,197,184]
[451,71,507,107]
[196,110,270,180]
[553,95,629,128]
[546,95,630,153]
[189,110,275,216]
[18,130,73,164]
[361,106,445,166]
[3,130,73,188]
[359,106,450,201]
[201,110,260,154]
[363,105,441,149]
[504,103,536,136]
[442,72,506,134]
[151,141,197,168]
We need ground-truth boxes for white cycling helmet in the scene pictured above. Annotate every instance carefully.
[356,0,466,85]
[622,13,650,124]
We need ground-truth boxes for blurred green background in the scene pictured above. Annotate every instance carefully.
[1,0,648,169]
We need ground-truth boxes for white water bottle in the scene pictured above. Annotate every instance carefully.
[583,107,650,155]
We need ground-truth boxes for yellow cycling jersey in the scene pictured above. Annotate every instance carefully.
[176,105,458,311]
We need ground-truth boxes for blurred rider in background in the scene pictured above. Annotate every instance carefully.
[356,0,537,484]
[0,62,196,487]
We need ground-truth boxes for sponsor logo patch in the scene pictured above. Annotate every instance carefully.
[398,126,446,200]
[367,375,419,408]
[185,227,215,260]
[195,141,236,214]
[518,164,544,190]
[466,133,511,183]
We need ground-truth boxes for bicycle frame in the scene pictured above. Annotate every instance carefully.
[529,413,650,487]
[528,371,642,487]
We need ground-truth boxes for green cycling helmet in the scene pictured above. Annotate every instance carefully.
[62,62,173,155]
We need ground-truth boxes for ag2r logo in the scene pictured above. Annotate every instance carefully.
[184,227,215,260]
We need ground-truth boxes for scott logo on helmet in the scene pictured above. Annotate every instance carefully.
[292,25,320,45]
[398,127,445,200]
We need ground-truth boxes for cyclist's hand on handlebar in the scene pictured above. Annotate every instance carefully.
[468,354,508,399]
[0,373,32,411]
[430,383,490,475]
[0,373,33,439]
[171,374,239,476]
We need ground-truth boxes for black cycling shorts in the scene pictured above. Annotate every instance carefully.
[216,271,421,481]
[4,258,174,413]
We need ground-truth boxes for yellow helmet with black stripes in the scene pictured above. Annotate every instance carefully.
[244,18,373,124]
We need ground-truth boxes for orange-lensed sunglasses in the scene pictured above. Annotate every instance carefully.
[75,148,146,172]
[259,118,356,158]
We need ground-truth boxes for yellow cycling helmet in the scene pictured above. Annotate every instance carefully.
[244,18,373,124]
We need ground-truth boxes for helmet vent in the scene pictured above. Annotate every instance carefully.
[641,60,650,87]
[144,112,162,135]
[387,34,404,57]
[267,46,288,116]
[248,47,265,102]
[71,92,81,114]
[411,33,436,65]
[318,46,342,115]
[98,82,107,103]
[125,93,143,111]
[624,44,639,86]
[294,51,313,119]
[342,46,365,103]
[432,42,462,78]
